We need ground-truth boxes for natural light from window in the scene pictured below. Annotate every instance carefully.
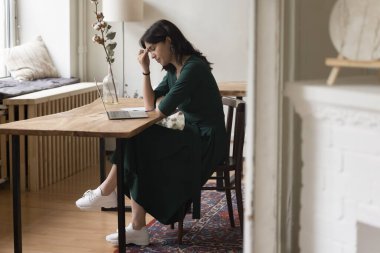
[0,0,15,78]
[0,0,6,77]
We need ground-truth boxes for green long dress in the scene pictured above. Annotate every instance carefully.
[114,55,227,225]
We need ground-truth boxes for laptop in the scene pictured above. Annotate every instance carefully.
[95,80,148,120]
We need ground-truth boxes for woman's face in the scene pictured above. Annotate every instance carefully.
[145,37,173,66]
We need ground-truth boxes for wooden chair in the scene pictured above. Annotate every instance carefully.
[173,97,246,244]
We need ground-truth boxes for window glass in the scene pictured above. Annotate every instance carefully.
[0,0,15,78]
[0,0,6,77]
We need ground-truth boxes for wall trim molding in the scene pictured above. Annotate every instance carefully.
[253,0,283,252]
[285,78,380,132]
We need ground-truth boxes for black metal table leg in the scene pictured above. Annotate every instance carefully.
[99,138,106,182]
[12,135,22,253]
[116,138,126,251]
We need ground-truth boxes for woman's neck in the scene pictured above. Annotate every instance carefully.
[173,55,191,75]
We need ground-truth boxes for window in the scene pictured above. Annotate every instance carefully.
[1,0,16,77]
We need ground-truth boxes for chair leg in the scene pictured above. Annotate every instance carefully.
[235,171,244,233]
[224,171,235,227]
[177,201,190,244]
[178,220,183,244]
[216,171,224,190]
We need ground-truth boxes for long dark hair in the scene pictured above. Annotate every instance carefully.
[139,19,212,72]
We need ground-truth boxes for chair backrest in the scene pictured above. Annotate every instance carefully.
[222,97,246,167]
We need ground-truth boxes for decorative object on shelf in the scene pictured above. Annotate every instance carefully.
[102,0,144,98]
[90,0,118,103]
[326,0,380,85]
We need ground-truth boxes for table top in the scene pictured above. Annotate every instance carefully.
[0,98,162,138]
[218,81,247,97]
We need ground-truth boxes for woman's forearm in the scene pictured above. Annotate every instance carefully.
[138,48,155,111]
[142,74,155,111]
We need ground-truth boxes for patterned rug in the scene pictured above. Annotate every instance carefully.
[114,189,243,253]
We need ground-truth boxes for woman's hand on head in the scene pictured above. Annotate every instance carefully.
[138,49,150,73]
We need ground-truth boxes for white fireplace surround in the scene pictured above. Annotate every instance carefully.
[286,75,380,253]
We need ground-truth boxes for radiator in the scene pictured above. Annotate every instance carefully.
[1,83,100,191]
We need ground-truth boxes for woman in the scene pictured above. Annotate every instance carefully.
[76,19,227,245]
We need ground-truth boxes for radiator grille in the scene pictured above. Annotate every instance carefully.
[1,84,100,191]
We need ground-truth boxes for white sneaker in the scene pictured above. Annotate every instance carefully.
[75,187,117,211]
[105,223,149,246]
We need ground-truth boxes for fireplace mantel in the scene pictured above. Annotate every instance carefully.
[286,76,380,131]
[284,75,380,253]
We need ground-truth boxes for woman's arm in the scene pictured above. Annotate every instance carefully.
[157,62,200,116]
[138,49,155,111]
[138,49,166,117]
[142,74,155,111]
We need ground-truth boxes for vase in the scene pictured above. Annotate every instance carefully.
[102,66,119,104]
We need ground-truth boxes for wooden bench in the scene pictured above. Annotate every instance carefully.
[1,82,100,191]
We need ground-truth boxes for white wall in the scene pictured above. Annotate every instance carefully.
[17,0,78,78]
[86,0,249,96]
[15,0,249,93]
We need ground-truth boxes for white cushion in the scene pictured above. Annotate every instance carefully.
[156,111,185,130]
[2,36,60,81]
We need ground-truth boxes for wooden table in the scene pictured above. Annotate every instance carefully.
[0,98,162,253]
[218,81,247,98]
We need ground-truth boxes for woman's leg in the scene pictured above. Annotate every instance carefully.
[75,164,118,210]
[102,164,147,228]
[131,197,147,229]
[96,164,148,228]
[99,164,117,195]
[105,191,150,246]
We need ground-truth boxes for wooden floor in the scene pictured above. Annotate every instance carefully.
[0,163,154,253]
